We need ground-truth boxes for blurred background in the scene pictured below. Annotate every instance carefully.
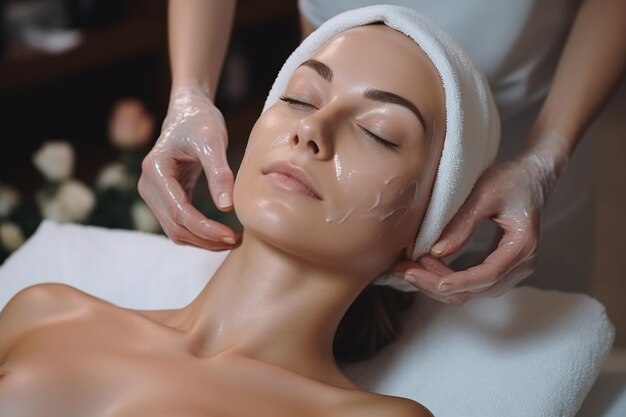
[0,0,623,346]
[0,0,300,243]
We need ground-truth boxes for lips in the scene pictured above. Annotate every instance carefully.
[263,161,322,200]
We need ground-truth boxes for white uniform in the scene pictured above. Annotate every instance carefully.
[299,0,593,293]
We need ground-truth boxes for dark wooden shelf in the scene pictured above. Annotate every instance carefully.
[0,0,298,94]
[0,0,300,197]
[0,2,166,93]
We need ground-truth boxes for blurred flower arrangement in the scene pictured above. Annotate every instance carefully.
[0,98,161,264]
[89,99,160,233]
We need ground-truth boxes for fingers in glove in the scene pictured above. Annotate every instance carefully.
[140,171,238,245]
[398,257,476,306]
[207,164,235,212]
[435,228,537,295]
[429,191,497,257]
[480,257,537,298]
[409,283,472,306]
[443,256,537,306]
[194,132,235,212]
[403,255,454,294]
[168,223,238,251]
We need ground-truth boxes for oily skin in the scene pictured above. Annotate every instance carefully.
[236,26,444,276]
[0,26,444,417]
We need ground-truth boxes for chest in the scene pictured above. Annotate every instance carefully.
[0,319,324,417]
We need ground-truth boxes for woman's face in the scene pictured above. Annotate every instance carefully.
[234,24,445,276]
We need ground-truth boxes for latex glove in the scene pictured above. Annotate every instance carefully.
[399,131,570,306]
[138,86,238,250]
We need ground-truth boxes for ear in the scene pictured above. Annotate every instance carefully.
[404,240,416,261]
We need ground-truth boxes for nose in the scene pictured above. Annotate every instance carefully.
[292,111,335,160]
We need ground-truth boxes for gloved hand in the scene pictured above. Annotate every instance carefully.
[397,131,571,306]
[138,86,239,250]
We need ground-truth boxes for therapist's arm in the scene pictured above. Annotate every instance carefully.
[526,0,626,152]
[168,0,236,95]
[401,0,626,305]
[138,0,240,250]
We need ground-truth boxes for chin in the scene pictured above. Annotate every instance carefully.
[234,167,325,256]
[236,200,400,276]
[235,193,325,259]
[233,173,415,274]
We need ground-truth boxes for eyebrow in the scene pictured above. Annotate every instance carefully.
[298,58,426,129]
[363,89,426,129]
[299,59,333,82]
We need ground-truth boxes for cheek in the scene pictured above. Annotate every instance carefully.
[234,163,319,257]
[324,151,423,239]
[234,107,426,273]
[233,113,328,260]
[314,165,423,274]
[240,109,292,161]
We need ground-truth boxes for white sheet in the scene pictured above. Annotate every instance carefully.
[0,221,615,417]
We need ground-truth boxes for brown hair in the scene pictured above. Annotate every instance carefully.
[333,284,416,362]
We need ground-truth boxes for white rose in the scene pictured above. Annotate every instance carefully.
[32,141,75,182]
[96,162,130,190]
[130,200,161,233]
[0,185,21,218]
[108,99,155,149]
[41,197,68,222]
[0,222,25,252]
[41,180,95,223]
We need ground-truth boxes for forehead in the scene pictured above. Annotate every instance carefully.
[308,24,444,122]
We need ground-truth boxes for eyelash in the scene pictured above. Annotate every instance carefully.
[279,95,314,109]
[279,95,397,150]
[359,126,398,149]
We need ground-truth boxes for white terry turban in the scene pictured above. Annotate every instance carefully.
[263,5,500,291]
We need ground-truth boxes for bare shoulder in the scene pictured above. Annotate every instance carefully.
[335,389,434,417]
[363,394,434,417]
[383,396,434,417]
[0,283,97,358]
[2,283,95,318]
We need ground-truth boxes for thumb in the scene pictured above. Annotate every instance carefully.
[430,196,491,257]
[201,147,235,212]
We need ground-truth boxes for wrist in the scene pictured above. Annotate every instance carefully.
[168,86,214,114]
[170,84,212,99]
[514,131,571,203]
[517,130,571,177]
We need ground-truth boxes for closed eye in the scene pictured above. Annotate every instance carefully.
[279,95,316,110]
[358,125,398,149]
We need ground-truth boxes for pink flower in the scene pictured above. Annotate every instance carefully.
[108,99,155,149]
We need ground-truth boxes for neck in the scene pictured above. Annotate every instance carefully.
[176,232,370,386]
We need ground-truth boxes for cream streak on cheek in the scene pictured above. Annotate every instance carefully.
[333,154,342,180]
[262,133,420,227]
[270,133,290,149]
[325,169,419,226]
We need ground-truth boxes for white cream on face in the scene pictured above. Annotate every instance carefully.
[233,25,446,271]
[324,168,420,227]
[270,133,290,149]
[256,124,423,231]
[332,153,342,180]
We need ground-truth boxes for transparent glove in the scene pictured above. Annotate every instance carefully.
[138,86,238,250]
[397,131,571,306]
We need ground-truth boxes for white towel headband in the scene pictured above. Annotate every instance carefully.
[263,5,500,291]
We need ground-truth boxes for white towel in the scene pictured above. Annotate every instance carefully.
[341,287,615,416]
[263,5,501,291]
[0,221,614,416]
[0,221,225,310]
